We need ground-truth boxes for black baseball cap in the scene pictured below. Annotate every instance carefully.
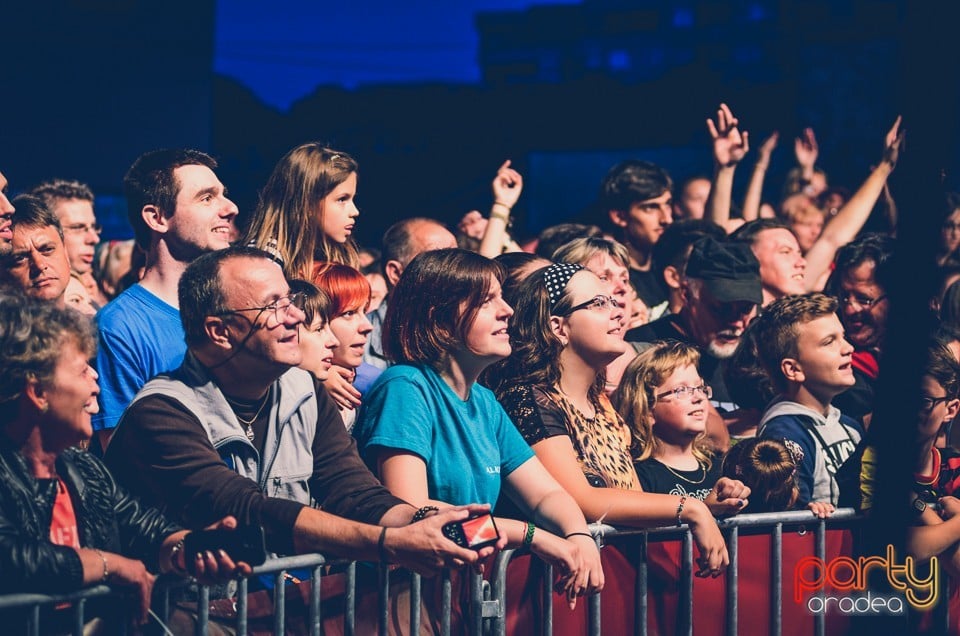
[685,237,762,304]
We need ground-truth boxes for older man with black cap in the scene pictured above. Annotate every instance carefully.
[626,236,763,417]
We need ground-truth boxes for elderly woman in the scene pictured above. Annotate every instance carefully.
[0,296,251,628]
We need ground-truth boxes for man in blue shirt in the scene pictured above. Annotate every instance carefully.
[93,149,239,452]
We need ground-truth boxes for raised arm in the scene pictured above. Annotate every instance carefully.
[478,160,524,258]
[742,131,779,222]
[804,116,903,290]
[794,127,819,188]
[705,103,750,233]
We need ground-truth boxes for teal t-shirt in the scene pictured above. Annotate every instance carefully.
[354,364,534,507]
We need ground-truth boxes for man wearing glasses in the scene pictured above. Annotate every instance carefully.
[93,148,239,453]
[31,179,105,305]
[627,236,762,419]
[106,247,498,592]
[826,233,894,427]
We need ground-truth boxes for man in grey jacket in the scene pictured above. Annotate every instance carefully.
[105,245,497,574]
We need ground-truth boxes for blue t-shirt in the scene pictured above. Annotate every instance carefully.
[92,284,186,432]
[354,364,534,507]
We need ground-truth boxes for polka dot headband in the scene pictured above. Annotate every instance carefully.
[543,262,584,311]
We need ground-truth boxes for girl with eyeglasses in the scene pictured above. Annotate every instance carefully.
[483,263,732,577]
[614,340,750,517]
[354,248,603,607]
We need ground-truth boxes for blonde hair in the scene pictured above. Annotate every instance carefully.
[613,339,712,466]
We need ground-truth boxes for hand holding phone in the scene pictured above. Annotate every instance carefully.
[183,524,267,571]
[441,512,500,551]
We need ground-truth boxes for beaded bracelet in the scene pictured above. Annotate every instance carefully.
[523,521,536,547]
[411,505,439,524]
[676,496,687,527]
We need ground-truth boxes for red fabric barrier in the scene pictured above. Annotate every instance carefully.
[503,527,859,635]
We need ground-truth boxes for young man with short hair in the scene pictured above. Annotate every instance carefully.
[601,160,674,319]
[93,149,239,451]
[753,292,863,511]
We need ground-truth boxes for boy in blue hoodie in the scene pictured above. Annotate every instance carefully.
[751,292,863,513]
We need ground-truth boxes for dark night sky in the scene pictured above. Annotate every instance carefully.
[214,0,580,110]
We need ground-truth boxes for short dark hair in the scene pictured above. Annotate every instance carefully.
[750,292,839,393]
[925,339,960,400]
[178,245,275,347]
[289,278,332,327]
[730,218,794,247]
[30,179,95,208]
[10,195,62,238]
[384,248,502,366]
[599,160,673,212]
[124,149,217,250]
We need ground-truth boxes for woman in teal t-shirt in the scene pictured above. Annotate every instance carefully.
[355,248,603,606]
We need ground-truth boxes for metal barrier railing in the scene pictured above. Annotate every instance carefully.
[487,508,864,636]
[0,509,883,636]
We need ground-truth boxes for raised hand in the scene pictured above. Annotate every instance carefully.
[757,131,779,166]
[706,103,750,168]
[492,160,523,209]
[882,115,904,169]
[794,127,819,171]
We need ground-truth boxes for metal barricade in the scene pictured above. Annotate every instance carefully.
[487,508,864,636]
[5,510,932,636]
[0,552,495,636]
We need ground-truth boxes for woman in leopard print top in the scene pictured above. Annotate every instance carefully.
[483,262,730,577]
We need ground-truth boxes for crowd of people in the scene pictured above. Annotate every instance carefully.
[1,100,959,632]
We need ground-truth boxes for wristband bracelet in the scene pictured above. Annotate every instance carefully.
[676,496,687,527]
[378,527,389,564]
[492,200,512,210]
[94,549,110,582]
[411,505,439,524]
[523,522,536,547]
[564,532,594,541]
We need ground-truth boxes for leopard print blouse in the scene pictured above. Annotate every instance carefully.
[498,383,640,491]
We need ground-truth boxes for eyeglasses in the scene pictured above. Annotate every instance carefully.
[919,395,952,413]
[559,295,621,316]
[655,383,713,402]
[63,223,103,236]
[838,292,887,310]
[218,293,306,326]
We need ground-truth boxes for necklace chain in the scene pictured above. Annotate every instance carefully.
[660,459,707,485]
[226,393,269,441]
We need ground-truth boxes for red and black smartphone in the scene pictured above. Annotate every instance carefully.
[441,512,500,551]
